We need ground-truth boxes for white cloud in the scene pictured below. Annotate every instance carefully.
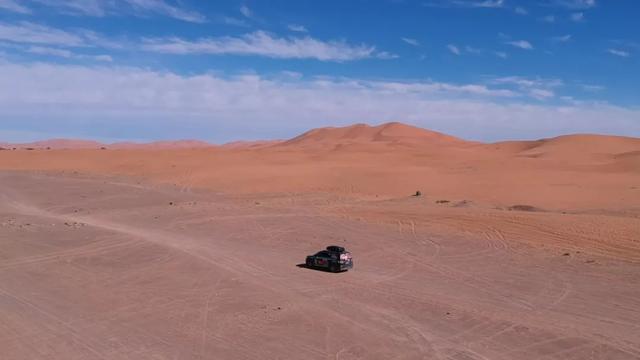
[125,0,205,23]
[288,24,308,33]
[548,0,596,9]
[27,45,112,61]
[0,21,124,49]
[552,34,572,43]
[492,76,563,88]
[213,15,248,27]
[425,0,504,8]
[447,44,461,55]
[93,54,113,62]
[529,88,555,100]
[581,84,604,92]
[32,0,106,16]
[31,0,206,22]
[0,61,637,141]
[506,40,533,50]
[514,6,528,15]
[570,12,584,22]
[27,46,73,57]
[465,45,482,54]
[0,21,86,47]
[142,31,391,61]
[0,0,31,14]
[491,76,562,100]
[607,49,630,57]
[541,15,556,23]
[495,51,507,59]
[239,5,252,18]
[401,37,420,47]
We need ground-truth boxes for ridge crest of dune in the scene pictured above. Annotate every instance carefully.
[282,122,467,147]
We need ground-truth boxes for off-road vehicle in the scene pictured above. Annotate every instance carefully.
[305,246,353,272]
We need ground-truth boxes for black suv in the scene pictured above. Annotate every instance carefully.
[305,246,353,272]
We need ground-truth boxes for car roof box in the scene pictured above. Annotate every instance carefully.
[326,245,345,253]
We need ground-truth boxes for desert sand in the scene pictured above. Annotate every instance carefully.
[1,122,639,359]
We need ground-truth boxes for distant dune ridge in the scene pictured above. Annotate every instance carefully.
[282,122,469,147]
[3,122,638,151]
[1,122,638,211]
[1,139,215,150]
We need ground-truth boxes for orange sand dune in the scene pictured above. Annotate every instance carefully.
[222,140,284,149]
[109,140,214,149]
[0,122,638,211]
[282,122,470,148]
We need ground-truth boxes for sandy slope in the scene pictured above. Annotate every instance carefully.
[1,172,639,359]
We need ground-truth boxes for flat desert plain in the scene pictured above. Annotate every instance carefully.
[1,123,639,359]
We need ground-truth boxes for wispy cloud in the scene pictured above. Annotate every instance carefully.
[547,0,596,9]
[27,45,72,57]
[239,5,253,19]
[540,15,556,23]
[495,51,507,59]
[32,0,106,16]
[528,88,555,100]
[288,24,308,33]
[0,0,31,14]
[506,40,533,50]
[552,34,572,43]
[212,15,248,27]
[425,0,505,8]
[570,12,584,22]
[401,37,420,47]
[492,76,563,88]
[607,49,630,57]
[514,6,528,15]
[0,21,86,47]
[30,0,206,23]
[125,0,205,23]
[447,44,461,55]
[465,45,482,54]
[581,84,604,92]
[491,75,562,100]
[0,21,124,49]
[27,45,112,61]
[142,31,392,61]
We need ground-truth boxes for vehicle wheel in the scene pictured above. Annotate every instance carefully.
[306,258,313,267]
[330,263,338,273]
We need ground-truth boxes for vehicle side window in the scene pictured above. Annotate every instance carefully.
[316,251,330,257]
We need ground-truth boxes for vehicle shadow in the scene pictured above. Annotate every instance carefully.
[296,264,345,273]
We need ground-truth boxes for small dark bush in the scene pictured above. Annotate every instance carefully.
[508,204,541,212]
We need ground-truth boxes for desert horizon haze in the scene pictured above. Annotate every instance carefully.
[1,1,640,359]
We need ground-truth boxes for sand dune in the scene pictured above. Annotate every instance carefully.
[0,122,638,211]
[503,134,640,162]
[282,122,469,148]
[222,140,284,149]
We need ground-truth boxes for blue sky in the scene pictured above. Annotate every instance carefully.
[0,0,638,142]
